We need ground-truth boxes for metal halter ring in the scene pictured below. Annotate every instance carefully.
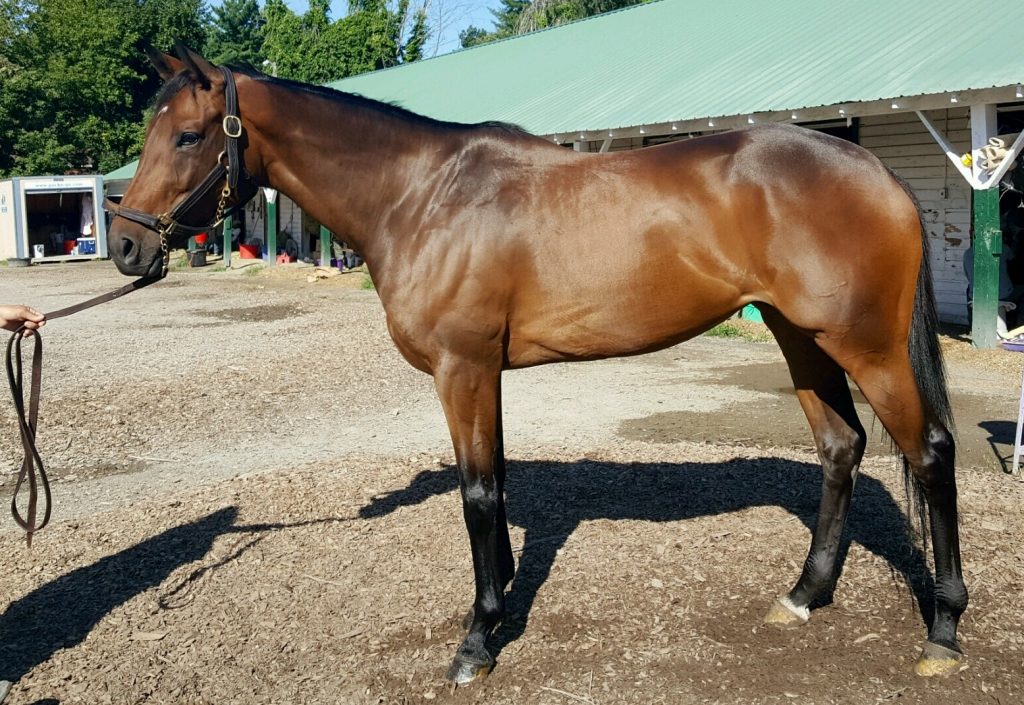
[222,115,242,138]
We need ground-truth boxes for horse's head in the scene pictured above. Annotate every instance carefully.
[108,44,259,277]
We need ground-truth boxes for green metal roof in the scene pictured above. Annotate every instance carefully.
[109,0,1024,178]
[328,0,1024,135]
[104,160,138,180]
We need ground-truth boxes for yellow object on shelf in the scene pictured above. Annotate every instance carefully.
[960,153,973,167]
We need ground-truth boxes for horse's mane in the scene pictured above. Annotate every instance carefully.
[154,63,531,137]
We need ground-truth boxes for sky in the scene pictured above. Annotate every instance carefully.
[283,1,502,58]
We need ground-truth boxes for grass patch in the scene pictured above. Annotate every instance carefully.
[171,256,189,270]
[705,320,774,343]
[361,273,375,290]
[243,264,265,277]
[210,265,226,272]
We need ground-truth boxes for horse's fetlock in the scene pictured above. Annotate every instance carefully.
[936,578,968,616]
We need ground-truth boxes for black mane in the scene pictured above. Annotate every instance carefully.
[155,62,531,137]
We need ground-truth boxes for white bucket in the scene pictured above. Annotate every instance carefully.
[32,244,45,258]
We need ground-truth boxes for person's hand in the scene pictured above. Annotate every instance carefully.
[0,305,46,335]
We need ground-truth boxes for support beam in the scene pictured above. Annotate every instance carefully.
[972,186,1002,350]
[222,214,232,268]
[916,110,1024,191]
[970,105,1001,349]
[263,188,278,266]
[319,225,332,266]
[915,111,981,188]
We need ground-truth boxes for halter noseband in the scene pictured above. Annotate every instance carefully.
[104,66,255,276]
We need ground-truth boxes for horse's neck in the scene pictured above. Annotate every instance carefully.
[248,79,454,267]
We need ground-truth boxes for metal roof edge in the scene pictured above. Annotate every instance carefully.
[539,85,1024,140]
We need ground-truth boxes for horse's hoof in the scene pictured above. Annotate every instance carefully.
[445,652,494,685]
[763,597,809,629]
[914,641,964,677]
[446,636,495,685]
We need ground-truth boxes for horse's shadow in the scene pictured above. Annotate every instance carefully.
[979,419,1020,473]
[0,507,347,685]
[361,456,933,660]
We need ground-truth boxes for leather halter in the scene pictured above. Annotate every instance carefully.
[103,65,255,274]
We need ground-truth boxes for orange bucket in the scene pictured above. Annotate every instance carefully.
[239,243,260,259]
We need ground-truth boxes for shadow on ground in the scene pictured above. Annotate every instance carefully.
[979,420,1020,474]
[0,508,348,687]
[361,456,933,664]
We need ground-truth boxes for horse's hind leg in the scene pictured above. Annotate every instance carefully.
[839,349,966,676]
[433,355,512,684]
[759,312,867,627]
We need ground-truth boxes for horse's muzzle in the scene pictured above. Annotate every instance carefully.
[109,230,163,278]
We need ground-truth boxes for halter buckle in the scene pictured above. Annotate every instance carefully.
[222,115,243,139]
[156,213,179,234]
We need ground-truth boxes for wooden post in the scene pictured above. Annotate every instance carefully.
[319,225,332,266]
[222,214,232,268]
[972,188,1001,349]
[970,105,1000,349]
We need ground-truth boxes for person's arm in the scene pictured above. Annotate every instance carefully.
[0,305,46,334]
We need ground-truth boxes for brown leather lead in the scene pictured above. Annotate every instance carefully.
[5,274,163,546]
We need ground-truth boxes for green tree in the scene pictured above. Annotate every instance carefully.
[0,0,208,176]
[402,4,429,63]
[460,0,644,48]
[262,0,430,84]
[206,0,264,66]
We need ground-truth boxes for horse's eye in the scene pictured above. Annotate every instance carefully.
[177,132,201,148]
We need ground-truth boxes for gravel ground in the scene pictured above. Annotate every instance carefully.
[0,260,1022,704]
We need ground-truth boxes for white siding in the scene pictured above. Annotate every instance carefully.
[0,180,16,260]
[860,109,971,324]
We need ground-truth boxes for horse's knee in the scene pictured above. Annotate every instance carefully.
[460,474,498,519]
[819,424,865,482]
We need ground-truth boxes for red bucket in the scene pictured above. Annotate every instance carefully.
[239,243,260,259]
[195,232,208,246]
[63,240,76,255]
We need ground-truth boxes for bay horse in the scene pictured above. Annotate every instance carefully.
[106,45,967,682]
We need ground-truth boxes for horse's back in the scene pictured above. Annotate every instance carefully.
[497,125,920,366]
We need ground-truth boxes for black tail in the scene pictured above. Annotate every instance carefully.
[896,173,954,541]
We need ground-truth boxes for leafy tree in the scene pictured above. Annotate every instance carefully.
[458,24,490,49]
[206,0,264,66]
[262,0,430,84]
[402,4,429,63]
[0,0,207,176]
[460,0,644,48]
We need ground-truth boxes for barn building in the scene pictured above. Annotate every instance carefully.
[107,0,1024,347]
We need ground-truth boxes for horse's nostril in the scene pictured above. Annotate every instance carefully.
[121,237,136,261]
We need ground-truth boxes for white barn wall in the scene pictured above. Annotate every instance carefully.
[860,109,971,324]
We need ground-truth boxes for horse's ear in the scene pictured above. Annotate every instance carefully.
[144,44,182,82]
[172,40,215,90]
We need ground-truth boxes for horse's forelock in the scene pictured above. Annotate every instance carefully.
[151,71,196,112]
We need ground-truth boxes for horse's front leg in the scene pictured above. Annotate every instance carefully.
[433,356,511,684]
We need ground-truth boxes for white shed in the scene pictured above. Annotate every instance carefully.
[0,175,108,262]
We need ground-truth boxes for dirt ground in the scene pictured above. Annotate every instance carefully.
[0,260,1023,705]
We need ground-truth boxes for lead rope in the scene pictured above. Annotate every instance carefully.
[5,236,168,547]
